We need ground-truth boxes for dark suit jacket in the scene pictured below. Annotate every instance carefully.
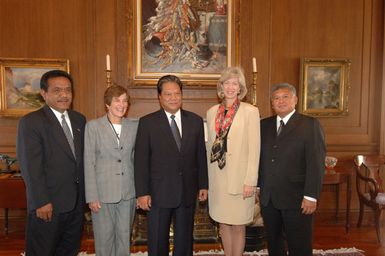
[17,105,86,213]
[134,109,208,208]
[258,111,326,209]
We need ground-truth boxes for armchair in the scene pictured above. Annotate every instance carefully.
[354,154,385,242]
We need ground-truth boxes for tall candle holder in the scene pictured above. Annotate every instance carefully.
[251,71,257,106]
[106,69,112,87]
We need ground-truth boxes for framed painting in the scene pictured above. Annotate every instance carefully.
[299,58,351,117]
[132,0,238,85]
[0,58,69,117]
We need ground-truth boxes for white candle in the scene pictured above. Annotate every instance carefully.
[106,54,111,70]
[252,57,257,73]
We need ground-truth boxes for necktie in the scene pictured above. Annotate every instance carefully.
[61,114,75,156]
[277,119,284,136]
[170,115,182,150]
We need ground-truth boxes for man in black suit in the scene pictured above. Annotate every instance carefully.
[134,75,208,256]
[258,83,326,256]
[17,70,86,256]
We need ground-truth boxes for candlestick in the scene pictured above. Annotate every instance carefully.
[252,57,257,73]
[106,54,111,71]
[106,70,112,87]
[251,71,257,106]
[250,58,258,106]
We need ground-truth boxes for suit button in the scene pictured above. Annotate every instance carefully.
[273,145,278,148]
[117,159,121,162]
[121,172,124,175]
[271,159,275,162]
[179,172,182,176]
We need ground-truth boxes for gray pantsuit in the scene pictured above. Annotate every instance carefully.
[92,199,136,256]
[84,115,138,256]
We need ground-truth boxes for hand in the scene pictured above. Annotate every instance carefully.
[243,185,256,199]
[89,201,101,213]
[36,203,53,222]
[301,198,317,215]
[198,189,208,201]
[137,195,151,211]
[255,187,260,203]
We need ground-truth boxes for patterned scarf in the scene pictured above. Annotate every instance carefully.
[210,99,240,169]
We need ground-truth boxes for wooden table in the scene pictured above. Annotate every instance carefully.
[0,174,26,234]
[322,163,352,233]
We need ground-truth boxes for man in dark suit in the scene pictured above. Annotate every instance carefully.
[134,75,208,256]
[258,83,326,256]
[17,70,86,256]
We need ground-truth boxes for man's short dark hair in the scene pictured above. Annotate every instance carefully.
[40,70,73,92]
[156,75,183,95]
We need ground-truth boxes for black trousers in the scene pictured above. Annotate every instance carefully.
[261,200,313,256]
[147,204,195,256]
[25,197,84,256]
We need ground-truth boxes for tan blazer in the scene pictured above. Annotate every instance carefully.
[206,102,261,194]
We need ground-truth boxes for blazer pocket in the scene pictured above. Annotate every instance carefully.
[289,174,305,182]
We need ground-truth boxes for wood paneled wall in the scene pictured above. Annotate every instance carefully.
[0,0,384,212]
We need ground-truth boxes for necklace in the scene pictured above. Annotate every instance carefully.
[107,115,121,144]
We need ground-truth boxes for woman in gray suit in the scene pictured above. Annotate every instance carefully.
[84,85,138,256]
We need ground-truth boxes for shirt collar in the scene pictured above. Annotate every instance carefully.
[49,106,68,120]
[276,109,295,125]
[164,109,181,120]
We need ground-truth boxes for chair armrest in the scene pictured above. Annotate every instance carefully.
[356,170,380,199]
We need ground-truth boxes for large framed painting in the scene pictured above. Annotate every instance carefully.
[0,58,69,117]
[132,0,239,85]
[299,58,351,117]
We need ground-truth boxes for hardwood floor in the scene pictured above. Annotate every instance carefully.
[0,212,385,255]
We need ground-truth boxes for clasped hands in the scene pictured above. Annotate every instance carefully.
[136,189,209,211]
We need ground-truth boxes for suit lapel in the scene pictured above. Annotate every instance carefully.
[101,115,120,149]
[180,110,191,152]
[68,111,83,161]
[43,106,76,161]
[278,112,301,139]
[120,118,132,151]
[265,116,277,139]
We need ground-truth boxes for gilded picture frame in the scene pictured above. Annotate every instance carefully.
[132,0,238,86]
[0,58,70,117]
[299,58,351,117]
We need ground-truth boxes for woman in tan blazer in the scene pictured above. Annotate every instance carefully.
[206,67,260,256]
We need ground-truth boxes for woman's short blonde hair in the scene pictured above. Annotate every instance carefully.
[217,67,248,100]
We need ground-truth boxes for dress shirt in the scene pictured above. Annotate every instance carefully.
[50,107,73,137]
[277,110,316,202]
[164,109,182,137]
[276,109,295,129]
